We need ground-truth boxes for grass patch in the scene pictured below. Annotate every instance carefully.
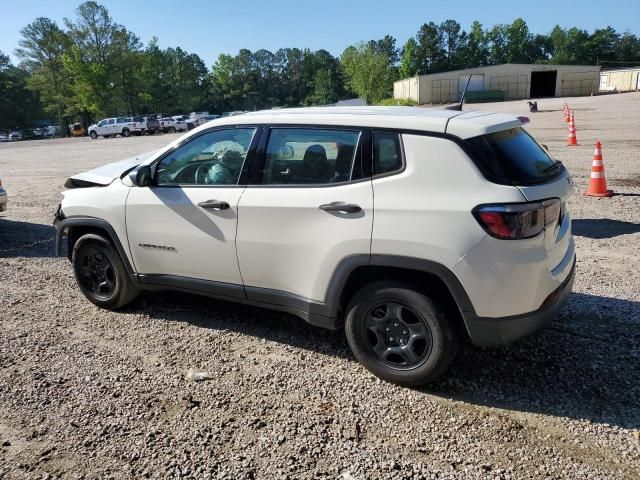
[377,98,417,106]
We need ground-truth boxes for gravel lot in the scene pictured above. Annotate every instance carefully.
[1,94,639,479]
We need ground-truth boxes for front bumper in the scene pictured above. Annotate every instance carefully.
[464,257,576,347]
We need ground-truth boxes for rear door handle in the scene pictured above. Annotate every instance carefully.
[198,199,230,210]
[319,202,362,214]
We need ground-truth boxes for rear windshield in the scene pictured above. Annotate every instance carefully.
[466,128,563,185]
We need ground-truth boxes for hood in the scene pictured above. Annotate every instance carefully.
[65,151,156,188]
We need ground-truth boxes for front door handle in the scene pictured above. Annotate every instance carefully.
[198,199,230,210]
[319,202,362,214]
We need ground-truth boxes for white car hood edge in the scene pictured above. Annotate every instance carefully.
[68,151,156,186]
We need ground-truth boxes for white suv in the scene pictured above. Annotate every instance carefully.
[54,107,575,386]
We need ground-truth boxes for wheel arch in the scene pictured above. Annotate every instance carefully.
[55,217,136,277]
[326,255,476,337]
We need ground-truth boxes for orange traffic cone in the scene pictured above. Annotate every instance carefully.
[584,141,613,197]
[564,103,570,122]
[567,112,578,146]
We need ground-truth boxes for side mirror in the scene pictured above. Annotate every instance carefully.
[129,165,152,187]
[541,144,549,151]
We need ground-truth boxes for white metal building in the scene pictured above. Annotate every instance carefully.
[394,64,601,104]
[599,67,640,93]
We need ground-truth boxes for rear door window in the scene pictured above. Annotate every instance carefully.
[466,127,563,185]
[260,128,361,185]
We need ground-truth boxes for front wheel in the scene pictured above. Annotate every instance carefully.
[89,131,97,139]
[72,234,139,310]
[122,128,130,137]
[344,281,458,387]
[169,127,176,133]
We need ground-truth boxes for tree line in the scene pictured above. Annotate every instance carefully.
[1,1,639,131]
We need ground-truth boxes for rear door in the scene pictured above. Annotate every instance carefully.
[236,126,373,303]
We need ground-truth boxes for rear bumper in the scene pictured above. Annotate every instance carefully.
[464,256,576,347]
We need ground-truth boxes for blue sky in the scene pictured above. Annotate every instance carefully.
[2,0,639,67]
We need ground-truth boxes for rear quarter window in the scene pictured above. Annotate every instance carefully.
[465,128,563,185]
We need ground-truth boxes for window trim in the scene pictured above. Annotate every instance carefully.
[371,130,406,180]
[247,124,368,189]
[149,125,264,188]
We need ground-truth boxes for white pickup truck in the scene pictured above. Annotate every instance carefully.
[89,117,139,139]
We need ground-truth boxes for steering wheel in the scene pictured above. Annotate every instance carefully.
[195,164,212,184]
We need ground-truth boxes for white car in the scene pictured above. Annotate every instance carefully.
[88,117,137,139]
[53,107,575,386]
[188,111,213,128]
[161,117,188,133]
[172,115,194,130]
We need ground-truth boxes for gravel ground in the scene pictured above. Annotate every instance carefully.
[1,94,639,479]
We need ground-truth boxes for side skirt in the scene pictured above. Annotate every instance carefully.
[137,274,338,330]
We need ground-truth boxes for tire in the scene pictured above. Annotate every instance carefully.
[72,233,139,310]
[344,281,458,387]
[169,127,176,133]
[89,131,97,139]
[122,128,130,137]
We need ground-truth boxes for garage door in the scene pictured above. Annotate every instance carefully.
[459,74,484,99]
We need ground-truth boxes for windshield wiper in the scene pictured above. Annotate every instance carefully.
[542,160,563,174]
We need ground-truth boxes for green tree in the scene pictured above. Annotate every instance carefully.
[549,26,590,64]
[416,22,445,73]
[0,51,44,130]
[15,17,71,131]
[440,20,465,69]
[616,32,640,63]
[64,1,141,118]
[587,27,620,64]
[487,24,508,64]
[399,38,421,78]
[341,43,394,104]
[458,20,488,67]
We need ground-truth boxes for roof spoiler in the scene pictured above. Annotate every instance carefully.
[444,75,472,111]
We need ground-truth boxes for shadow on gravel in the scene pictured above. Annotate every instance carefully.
[430,292,640,429]
[571,218,640,240]
[137,290,352,357]
[0,218,56,258]
[138,290,639,429]
[572,218,640,239]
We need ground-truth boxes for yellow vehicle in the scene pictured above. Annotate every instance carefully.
[69,123,86,137]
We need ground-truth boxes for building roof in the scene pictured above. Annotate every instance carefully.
[192,106,522,139]
[395,63,601,83]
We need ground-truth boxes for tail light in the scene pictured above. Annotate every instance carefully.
[473,198,561,240]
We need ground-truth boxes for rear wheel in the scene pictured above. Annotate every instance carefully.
[72,234,139,310]
[89,131,97,139]
[345,281,458,386]
[169,127,176,133]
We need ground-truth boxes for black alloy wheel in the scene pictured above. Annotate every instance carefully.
[362,301,433,369]
[345,281,458,386]
[75,246,118,300]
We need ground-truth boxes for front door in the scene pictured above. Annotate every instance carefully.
[126,127,258,286]
[236,127,373,303]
